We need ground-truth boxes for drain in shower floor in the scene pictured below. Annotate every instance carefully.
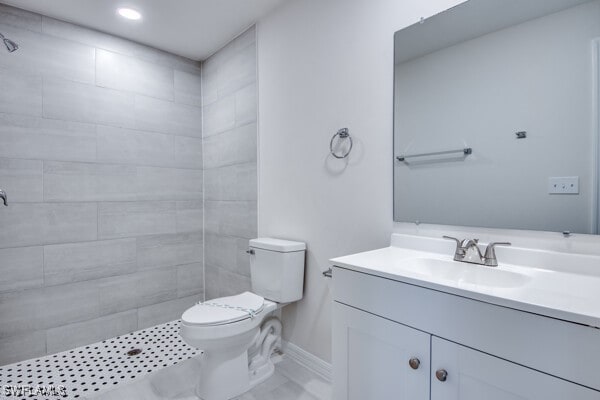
[0,320,199,400]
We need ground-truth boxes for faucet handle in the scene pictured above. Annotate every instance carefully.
[442,235,461,246]
[0,189,6,206]
[484,242,511,266]
[443,236,466,260]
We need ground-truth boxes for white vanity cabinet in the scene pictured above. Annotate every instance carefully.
[332,266,600,400]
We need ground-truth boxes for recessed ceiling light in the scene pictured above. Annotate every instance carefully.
[117,8,142,20]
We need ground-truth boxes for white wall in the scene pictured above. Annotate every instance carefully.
[257,0,464,363]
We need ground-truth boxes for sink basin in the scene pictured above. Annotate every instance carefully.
[404,258,531,289]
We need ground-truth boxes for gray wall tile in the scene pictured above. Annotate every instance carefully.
[137,232,202,271]
[219,26,256,65]
[204,201,257,239]
[204,265,219,300]
[46,310,137,354]
[176,201,203,233]
[0,113,97,162]
[0,246,43,293]
[218,44,256,98]
[203,123,257,169]
[203,26,257,301]
[0,280,99,338]
[0,4,41,32]
[205,265,251,300]
[98,201,176,239]
[136,166,203,201]
[205,233,250,277]
[202,95,235,137]
[204,162,257,201]
[134,95,174,135]
[170,102,203,138]
[0,158,43,202]
[201,65,218,106]
[98,269,177,314]
[235,83,257,126]
[177,263,204,297]
[0,67,42,116]
[96,49,174,100]
[44,239,137,286]
[232,25,257,50]
[174,69,202,106]
[0,203,97,248]
[97,274,138,316]
[0,331,46,366]
[0,23,95,84]
[43,78,135,127]
[97,125,174,168]
[219,268,252,298]
[136,268,178,307]
[137,295,202,329]
[173,135,203,169]
[43,161,138,202]
[134,95,202,137]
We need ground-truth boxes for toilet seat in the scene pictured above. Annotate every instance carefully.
[182,292,265,327]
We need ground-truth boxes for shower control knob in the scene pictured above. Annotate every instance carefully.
[408,357,420,370]
[246,249,255,255]
[436,369,448,382]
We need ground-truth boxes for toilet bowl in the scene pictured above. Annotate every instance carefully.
[179,238,306,400]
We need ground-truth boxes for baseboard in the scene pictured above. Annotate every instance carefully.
[281,340,332,382]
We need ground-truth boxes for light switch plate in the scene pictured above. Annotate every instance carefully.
[548,176,579,194]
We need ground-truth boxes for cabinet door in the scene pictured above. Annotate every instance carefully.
[333,302,430,400]
[431,337,600,400]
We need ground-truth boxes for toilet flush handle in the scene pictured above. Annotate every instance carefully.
[246,249,255,255]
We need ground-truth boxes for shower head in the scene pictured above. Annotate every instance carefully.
[0,33,18,53]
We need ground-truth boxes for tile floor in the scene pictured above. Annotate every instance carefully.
[89,357,331,400]
[0,321,199,399]
[0,319,331,400]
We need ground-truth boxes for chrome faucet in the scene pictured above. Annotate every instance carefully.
[443,236,511,267]
[0,189,6,206]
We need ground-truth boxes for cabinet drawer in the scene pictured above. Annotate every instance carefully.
[332,266,600,391]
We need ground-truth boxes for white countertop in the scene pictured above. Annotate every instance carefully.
[330,234,600,328]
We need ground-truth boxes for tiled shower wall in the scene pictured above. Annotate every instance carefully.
[202,27,258,300]
[0,5,204,365]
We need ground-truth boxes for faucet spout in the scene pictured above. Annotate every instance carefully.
[460,239,485,264]
[443,236,510,267]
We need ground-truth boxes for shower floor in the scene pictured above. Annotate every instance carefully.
[0,320,200,400]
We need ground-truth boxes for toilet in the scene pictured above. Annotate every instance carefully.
[180,237,306,400]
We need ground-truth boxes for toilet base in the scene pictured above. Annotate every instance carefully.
[248,317,282,388]
[195,349,251,400]
[193,317,282,400]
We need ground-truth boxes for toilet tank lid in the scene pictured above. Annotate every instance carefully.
[249,237,306,252]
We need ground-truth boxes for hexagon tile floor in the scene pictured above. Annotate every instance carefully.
[0,320,200,400]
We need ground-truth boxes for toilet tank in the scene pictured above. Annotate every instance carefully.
[249,238,306,303]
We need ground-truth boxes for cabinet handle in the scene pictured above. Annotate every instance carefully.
[408,358,420,370]
[435,369,448,382]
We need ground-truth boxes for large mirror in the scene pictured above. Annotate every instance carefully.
[393,0,600,234]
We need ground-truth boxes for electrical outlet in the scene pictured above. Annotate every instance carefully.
[548,176,579,194]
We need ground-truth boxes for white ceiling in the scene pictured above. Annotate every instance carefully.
[0,0,287,60]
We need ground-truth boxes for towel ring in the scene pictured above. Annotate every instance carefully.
[330,128,353,159]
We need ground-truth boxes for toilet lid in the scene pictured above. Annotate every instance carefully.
[182,292,265,326]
